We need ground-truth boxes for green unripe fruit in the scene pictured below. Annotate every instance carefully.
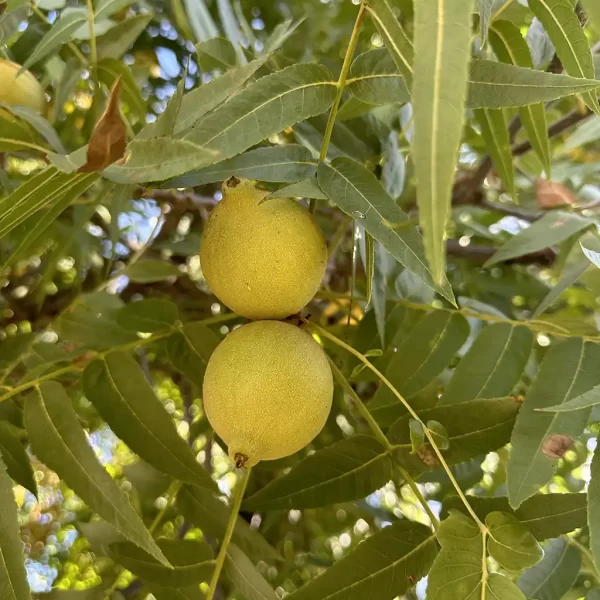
[0,60,46,114]
[200,177,327,320]
[203,320,333,467]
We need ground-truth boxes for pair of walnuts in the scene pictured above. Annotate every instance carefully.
[200,178,334,468]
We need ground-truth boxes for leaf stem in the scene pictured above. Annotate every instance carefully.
[0,313,240,404]
[206,468,252,600]
[329,357,439,530]
[311,323,485,531]
[86,0,98,71]
[310,0,366,213]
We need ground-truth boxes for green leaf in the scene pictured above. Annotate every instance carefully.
[165,145,317,188]
[0,172,97,271]
[21,11,87,69]
[104,138,220,184]
[266,178,328,201]
[444,493,587,540]
[528,0,600,114]
[486,212,592,267]
[582,242,600,269]
[533,259,590,318]
[124,259,183,283]
[508,338,600,508]
[589,441,600,573]
[94,0,136,20]
[167,322,221,389]
[196,37,238,71]
[317,158,455,305]
[364,232,375,307]
[287,521,437,600]
[116,299,179,333]
[54,295,139,350]
[540,382,600,412]
[468,59,600,107]
[43,589,105,599]
[440,323,533,405]
[583,0,600,29]
[109,539,214,586]
[347,48,410,107]
[183,64,336,162]
[427,420,450,451]
[489,20,551,176]
[0,332,35,372]
[183,0,217,42]
[178,485,281,562]
[97,57,160,122]
[243,435,392,511]
[0,453,32,600]
[152,77,186,139]
[0,422,36,495]
[389,397,520,475]
[412,0,473,286]
[0,169,98,239]
[517,537,581,600]
[427,511,526,600]
[1,104,65,153]
[365,0,414,87]
[479,0,505,45]
[83,352,216,490]
[24,382,167,565]
[369,311,469,427]
[225,544,278,600]
[486,511,543,571]
[475,108,516,199]
[96,14,153,60]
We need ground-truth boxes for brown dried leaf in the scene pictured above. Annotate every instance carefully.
[541,434,573,458]
[536,179,577,209]
[79,78,127,173]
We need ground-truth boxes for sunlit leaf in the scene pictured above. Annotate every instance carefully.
[83,352,217,490]
[369,311,469,426]
[21,11,87,70]
[243,435,392,510]
[468,59,600,107]
[96,14,152,60]
[196,37,238,71]
[489,20,551,175]
[528,0,600,114]
[183,64,336,161]
[486,212,592,266]
[109,539,214,586]
[444,493,587,540]
[165,145,317,188]
[124,259,183,282]
[24,382,167,565]
[486,511,543,571]
[347,48,410,107]
[440,323,533,405]
[116,299,179,333]
[225,544,278,600]
[508,338,600,508]
[0,422,36,495]
[365,0,414,87]
[533,259,590,317]
[266,178,328,200]
[288,521,437,600]
[389,397,520,475]
[0,453,31,600]
[517,537,581,600]
[412,0,473,285]
[167,322,222,389]
[317,158,455,305]
[427,511,526,600]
